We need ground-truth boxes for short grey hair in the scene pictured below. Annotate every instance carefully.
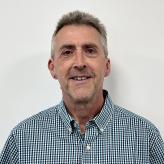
[51,11,108,58]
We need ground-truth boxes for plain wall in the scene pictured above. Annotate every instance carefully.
[0,0,164,151]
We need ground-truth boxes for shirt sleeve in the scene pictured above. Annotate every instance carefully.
[149,131,164,164]
[0,133,19,164]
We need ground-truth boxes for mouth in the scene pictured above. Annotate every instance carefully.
[69,76,92,81]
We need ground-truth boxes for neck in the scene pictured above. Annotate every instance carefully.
[64,92,104,133]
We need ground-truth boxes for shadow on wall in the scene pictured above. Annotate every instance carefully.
[3,53,50,94]
[103,61,131,104]
[104,62,120,99]
[1,52,61,112]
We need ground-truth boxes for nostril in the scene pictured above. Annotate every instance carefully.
[74,64,86,70]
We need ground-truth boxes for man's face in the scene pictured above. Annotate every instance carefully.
[48,25,110,104]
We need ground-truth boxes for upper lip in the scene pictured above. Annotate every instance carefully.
[68,69,95,80]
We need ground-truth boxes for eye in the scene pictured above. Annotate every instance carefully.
[85,47,97,56]
[61,49,73,57]
[87,48,94,53]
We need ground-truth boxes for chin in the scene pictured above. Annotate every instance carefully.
[70,90,95,104]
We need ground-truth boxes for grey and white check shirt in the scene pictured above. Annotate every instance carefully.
[0,90,164,163]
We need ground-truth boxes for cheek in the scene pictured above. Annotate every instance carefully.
[56,67,68,82]
[94,62,107,75]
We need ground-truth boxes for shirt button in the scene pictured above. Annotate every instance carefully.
[100,128,104,132]
[68,128,72,133]
[86,144,91,150]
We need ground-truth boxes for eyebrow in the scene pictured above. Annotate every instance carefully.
[82,43,98,49]
[59,44,75,51]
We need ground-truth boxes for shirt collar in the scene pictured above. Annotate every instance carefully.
[93,90,114,133]
[58,90,114,134]
[58,101,74,134]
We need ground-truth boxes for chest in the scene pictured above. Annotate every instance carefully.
[18,126,150,164]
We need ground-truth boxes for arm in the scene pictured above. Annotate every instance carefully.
[0,133,19,164]
[150,131,164,164]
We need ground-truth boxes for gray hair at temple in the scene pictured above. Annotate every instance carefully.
[51,11,108,58]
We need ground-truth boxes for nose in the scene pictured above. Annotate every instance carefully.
[73,50,86,70]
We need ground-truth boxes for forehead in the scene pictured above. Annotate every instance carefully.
[53,25,102,50]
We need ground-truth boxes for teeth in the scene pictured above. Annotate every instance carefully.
[73,76,88,81]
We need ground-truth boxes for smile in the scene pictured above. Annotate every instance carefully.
[70,76,91,81]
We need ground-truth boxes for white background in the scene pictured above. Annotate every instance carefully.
[0,0,164,151]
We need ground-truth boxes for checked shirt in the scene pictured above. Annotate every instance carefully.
[0,90,164,163]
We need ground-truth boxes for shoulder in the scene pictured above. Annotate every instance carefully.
[111,105,164,162]
[113,104,160,136]
[11,103,62,135]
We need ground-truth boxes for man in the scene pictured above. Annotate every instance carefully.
[0,11,164,163]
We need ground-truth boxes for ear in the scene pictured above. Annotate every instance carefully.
[104,59,110,77]
[48,59,58,79]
